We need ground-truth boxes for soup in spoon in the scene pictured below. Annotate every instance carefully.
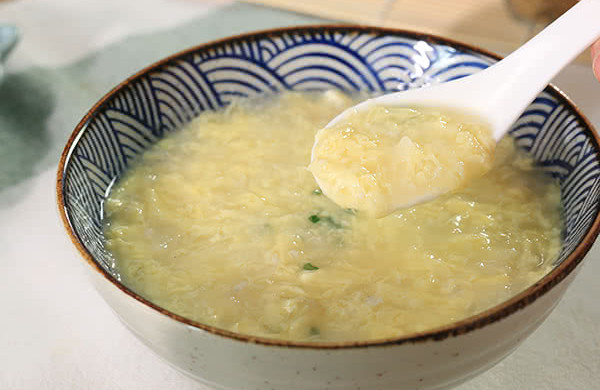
[310,106,495,217]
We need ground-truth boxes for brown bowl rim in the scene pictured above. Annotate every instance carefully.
[56,24,600,349]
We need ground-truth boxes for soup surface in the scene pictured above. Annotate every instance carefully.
[103,91,563,342]
[310,106,495,217]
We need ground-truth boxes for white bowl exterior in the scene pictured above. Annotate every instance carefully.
[89,263,580,390]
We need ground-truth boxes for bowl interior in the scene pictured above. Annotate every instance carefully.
[60,26,600,332]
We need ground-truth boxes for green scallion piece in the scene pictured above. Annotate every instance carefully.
[303,262,319,271]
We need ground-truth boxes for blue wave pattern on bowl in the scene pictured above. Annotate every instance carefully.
[62,29,599,274]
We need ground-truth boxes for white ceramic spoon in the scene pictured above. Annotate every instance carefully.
[324,0,600,140]
[311,0,600,215]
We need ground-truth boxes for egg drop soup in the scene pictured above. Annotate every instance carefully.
[103,91,563,342]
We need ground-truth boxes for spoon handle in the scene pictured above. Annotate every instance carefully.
[476,0,600,138]
[327,0,600,140]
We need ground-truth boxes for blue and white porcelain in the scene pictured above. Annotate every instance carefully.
[0,25,18,85]
[57,26,600,390]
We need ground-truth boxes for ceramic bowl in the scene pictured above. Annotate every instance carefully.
[0,25,18,85]
[57,26,600,390]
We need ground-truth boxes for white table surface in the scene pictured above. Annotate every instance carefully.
[1,1,599,389]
